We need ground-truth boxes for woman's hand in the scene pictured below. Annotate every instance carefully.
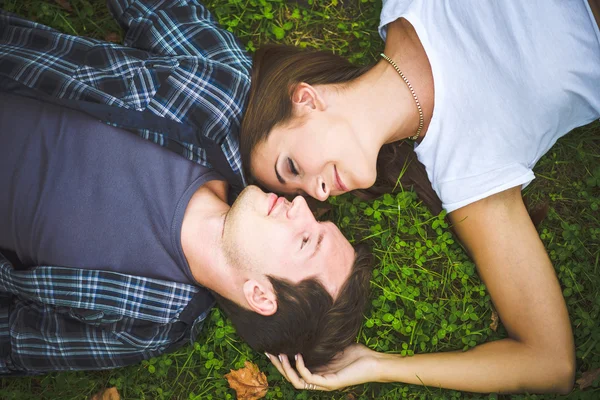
[266,343,388,391]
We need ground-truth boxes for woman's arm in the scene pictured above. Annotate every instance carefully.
[271,186,575,394]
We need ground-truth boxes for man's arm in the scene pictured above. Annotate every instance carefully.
[106,0,251,72]
[0,252,210,375]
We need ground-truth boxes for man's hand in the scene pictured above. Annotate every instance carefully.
[267,344,388,391]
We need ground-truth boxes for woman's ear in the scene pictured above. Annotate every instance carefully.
[291,82,326,114]
[242,279,278,316]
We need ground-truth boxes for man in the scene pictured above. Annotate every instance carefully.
[0,1,372,374]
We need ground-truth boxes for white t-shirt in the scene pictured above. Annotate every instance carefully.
[379,0,600,212]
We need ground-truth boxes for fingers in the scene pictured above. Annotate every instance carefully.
[294,354,312,379]
[266,353,290,382]
[294,354,330,389]
[266,353,329,391]
[278,353,307,389]
[266,353,303,388]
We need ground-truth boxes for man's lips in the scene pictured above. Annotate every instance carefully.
[334,166,349,192]
[267,193,277,215]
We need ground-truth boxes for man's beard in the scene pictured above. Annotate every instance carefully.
[221,187,256,272]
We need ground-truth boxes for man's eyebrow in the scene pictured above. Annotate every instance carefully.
[310,232,324,259]
[275,162,286,185]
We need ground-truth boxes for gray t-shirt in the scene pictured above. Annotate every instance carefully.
[0,93,221,285]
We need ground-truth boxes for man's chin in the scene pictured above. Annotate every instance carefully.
[225,184,265,233]
[240,184,265,195]
[233,185,265,206]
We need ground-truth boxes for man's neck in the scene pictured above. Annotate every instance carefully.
[180,180,234,290]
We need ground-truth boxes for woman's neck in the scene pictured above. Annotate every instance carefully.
[340,17,435,151]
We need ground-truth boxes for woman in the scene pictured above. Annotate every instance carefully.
[240,0,600,394]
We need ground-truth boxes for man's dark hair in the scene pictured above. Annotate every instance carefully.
[213,243,373,368]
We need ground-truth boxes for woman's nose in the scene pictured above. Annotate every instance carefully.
[314,176,330,201]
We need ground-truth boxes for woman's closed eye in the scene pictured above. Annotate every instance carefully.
[287,157,299,176]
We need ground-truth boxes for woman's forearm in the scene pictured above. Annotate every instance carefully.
[376,338,574,394]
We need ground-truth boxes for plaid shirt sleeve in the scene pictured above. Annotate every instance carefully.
[0,251,214,375]
[0,1,251,184]
[107,0,251,73]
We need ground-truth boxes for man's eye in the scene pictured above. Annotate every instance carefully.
[287,158,299,176]
[301,236,309,249]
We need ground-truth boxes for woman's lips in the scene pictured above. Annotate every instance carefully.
[334,166,349,192]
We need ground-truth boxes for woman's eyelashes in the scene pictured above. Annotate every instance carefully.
[287,157,299,176]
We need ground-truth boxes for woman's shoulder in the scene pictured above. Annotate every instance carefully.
[378,0,415,41]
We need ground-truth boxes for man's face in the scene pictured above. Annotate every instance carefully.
[223,185,355,298]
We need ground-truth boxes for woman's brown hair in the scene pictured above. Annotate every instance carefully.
[240,45,443,214]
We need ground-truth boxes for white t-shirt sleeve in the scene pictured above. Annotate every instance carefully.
[379,0,414,40]
[438,164,535,213]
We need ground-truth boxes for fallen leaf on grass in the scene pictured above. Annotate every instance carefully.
[523,196,549,229]
[55,0,73,12]
[489,309,499,332]
[89,387,120,400]
[576,367,600,390]
[104,33,121,43]
[528,201,550,229]
[225,361,268,400]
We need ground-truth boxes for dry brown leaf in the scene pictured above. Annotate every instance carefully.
[528,201,550,229]
[489,309,499,332]
[576,367,600,390]
[89,387,120,400]
[55,0,73,12]
[225,361,268,400]
[104,33,121,43]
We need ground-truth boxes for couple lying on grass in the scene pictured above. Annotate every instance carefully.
[1,0,599,395]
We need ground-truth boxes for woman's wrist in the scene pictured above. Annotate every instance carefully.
[372,352,401,383]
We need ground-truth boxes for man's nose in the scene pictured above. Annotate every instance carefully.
[287,196,316,223]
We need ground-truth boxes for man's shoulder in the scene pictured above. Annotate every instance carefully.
[0,8,249,186]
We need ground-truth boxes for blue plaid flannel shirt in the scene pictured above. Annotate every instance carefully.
[0,0,251,374]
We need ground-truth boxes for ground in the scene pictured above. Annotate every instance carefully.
[0,1,598,399]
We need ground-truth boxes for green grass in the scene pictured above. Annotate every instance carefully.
[0,1,599,399]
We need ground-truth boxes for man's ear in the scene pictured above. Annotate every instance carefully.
[291,82,326,115]
[242,279,278,316]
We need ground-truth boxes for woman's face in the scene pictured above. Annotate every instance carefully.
[250,111,377,201]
